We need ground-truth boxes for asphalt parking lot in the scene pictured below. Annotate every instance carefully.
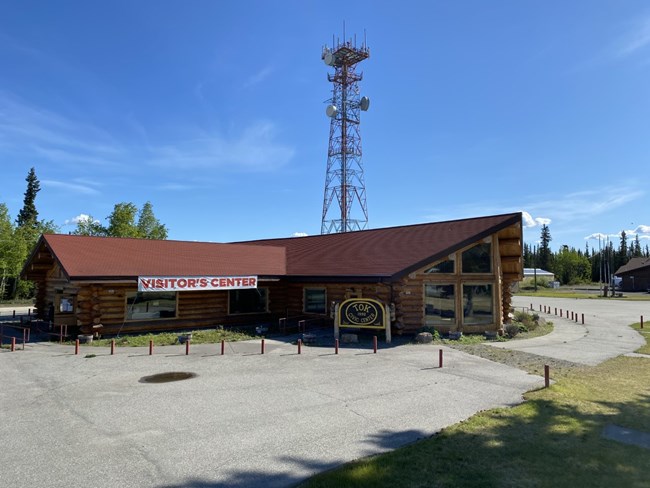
[2,336,543,488]
[1,297,646,488]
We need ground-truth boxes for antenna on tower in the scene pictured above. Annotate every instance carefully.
[320,29,371,234]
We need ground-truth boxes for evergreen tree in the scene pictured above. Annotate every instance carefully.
[16,167,41,228]
[632,234,642,257]
[538,224,552,271]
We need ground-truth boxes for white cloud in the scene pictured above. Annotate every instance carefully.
[521,211,551,228]
[616,16,650,57]
[292,232,308,237]
[633,224,650,235]
[42,179,101,195]
[147,121,295,172]
[64,213,99,226]
[0,91,122,168]
[243,67,273,88]
[585,232,612,242]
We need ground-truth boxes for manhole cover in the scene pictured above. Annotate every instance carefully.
[139,372,197,384]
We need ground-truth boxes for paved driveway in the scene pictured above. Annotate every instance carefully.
[1,338,543,488]
[498,297,648,365]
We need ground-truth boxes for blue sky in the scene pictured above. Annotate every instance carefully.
[1,1,649,251]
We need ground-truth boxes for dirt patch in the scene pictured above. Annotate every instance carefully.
[445,343,587,378]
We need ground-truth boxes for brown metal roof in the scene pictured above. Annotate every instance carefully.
[615,257,650,276]
[32,235,287,280]
[238,212,522,280]
[23,212,521,282]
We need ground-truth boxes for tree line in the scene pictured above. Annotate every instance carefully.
[1,168,168,300]
[523,224,650,286]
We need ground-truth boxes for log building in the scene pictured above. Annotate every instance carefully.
[22,212,523,336]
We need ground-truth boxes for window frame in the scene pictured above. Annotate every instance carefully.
[423,283,457,327]
[125,291,179,321]
[228,287,269,315]
[461,241,493,275]
[303,287,327,315]
[461,283,495,326]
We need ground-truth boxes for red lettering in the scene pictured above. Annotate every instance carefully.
[242,278,249,287]
[200,278,208,287]
[177,279,187,288]
[226,278,234,287]
[211,278,219,287]
[219,278,226,287]
[156,279,164,288]
[250,277,257,288]
[188,279,197,288]
[169,279,177,288]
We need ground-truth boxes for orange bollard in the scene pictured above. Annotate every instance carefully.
[75,339,79,355]
[111,339,115,355]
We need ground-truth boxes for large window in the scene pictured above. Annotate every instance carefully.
[424,258,455,274]
[304,288,327,314]
[424,284,456,326]
[229,288,268,314]
[126,292,177,320]
[462,243,492,274]
[463,284,493,325]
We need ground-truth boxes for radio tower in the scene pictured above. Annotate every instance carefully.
[320,32,370,234]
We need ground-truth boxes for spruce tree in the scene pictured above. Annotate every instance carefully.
[16,167,41,228]
[538,224,552,271]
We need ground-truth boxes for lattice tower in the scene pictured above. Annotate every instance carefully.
[320,35,370,234]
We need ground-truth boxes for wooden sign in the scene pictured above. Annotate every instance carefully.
[338,298,385,329]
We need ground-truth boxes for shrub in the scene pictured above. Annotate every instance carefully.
[505,323,520,338]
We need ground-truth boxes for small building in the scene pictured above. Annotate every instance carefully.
[615,257,650,292]
[22,212,523,336]
[523,268,555,280]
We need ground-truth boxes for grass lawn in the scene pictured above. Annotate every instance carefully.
[83,328,255,347]
[301,326,650,487]
[631,322,650,355]
[516,289,650,301]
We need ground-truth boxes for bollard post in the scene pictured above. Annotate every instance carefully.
[261,339,265,355]
[373,336,378,354]
[11,337,16,352]
[12,310,15,319]
[111,339,115,355]
[539,305,542,312]
[555,307,557,315]
[221,339,225,355]
[560,309,563,318]
[530,303,533,311]
[439,348,443,368]
[544,365,550,388]
[575,313,578,323]
[581,313,584,325]
[185,339,190,355]
[75,339,79,355]
[335,339,339,355]
[149,340,153,356]
[571,311,574,320]
[641,316,644,329]
[298,338,302,355]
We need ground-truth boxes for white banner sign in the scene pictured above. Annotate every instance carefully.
[138,276,258,292]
